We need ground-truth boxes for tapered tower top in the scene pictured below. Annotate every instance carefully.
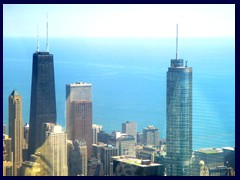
[10,90,20,96]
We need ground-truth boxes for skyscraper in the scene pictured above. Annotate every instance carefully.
[143,125,159,147]
[8,90,23,176]
[100,145,118,176]
[122,121,137,144]
[70,140,88,176]
[28,19,57,157]
[66,82,93,159]
[166,25,192,176]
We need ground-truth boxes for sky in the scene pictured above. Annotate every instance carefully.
[3,4,235,38]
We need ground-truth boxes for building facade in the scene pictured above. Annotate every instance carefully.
[192,148,228,176]
[34,123,68,176]
[116,135,135,157]
[70,140,88,176]
[66,82,93,159]
[92,124,103,144]
[100,145,118,176]
[28,51,57,157]
[143,125,159,147]
[166,57,192,176]
[23,123,29,149]
[8,90,23,176]
[122,121,137,144]
[112,156,164,176]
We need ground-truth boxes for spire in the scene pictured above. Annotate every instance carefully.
[37,24,40,53]
[46,13,49,52]
[176,24,178,60]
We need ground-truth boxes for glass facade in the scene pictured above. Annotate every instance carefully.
[166,59,192,176]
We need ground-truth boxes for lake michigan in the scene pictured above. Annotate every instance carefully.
[3,37,235,150]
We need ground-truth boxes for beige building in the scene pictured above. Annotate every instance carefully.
[8,90,23,176]
[3,134,12,162]
[122,121,137,144]
[3,161,13,176]
[19,161,42,176]
[34,123,68,176]
[116,134,135,157]
[79,140,88,176]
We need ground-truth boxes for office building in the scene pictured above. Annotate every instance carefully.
[92,124,103,144]
[34,123,68,176]
[87,156,104,176]
[92,142,107,160]
[137,132,143,145]
[3,134,12,162]
[166,25,192,176]
[100,145,118,176]
[112,156,164,176]
[192,148,229,176]
[3,124,7,134]
[67,140,73,175]
[222,147,235,171]
[122,121,137,144]
[143,125,159,147]
[29,21,57,157]
[3,161,13,176]
[116,134,135,156]
[66,82,93,159]
[70,140,88,176]
[23,123,29,148]
[136,146,156,162]
[8,90,23,176]
[97,131,110,144]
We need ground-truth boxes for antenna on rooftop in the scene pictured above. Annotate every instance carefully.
[176,24,178,60]
[37,24,40,53]
[46,13,49,52]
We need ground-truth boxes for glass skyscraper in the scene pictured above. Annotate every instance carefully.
[166,58,192,176]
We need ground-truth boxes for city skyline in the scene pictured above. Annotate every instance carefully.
[3,4,234,38]
[3,4,235,176]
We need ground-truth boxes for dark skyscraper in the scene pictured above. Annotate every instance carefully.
[28,20,57,157]
[166,25,192,176]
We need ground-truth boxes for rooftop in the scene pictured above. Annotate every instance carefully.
[197,148,223,154]
[68,82,92,86]
[222,147,235,151]
[112,156,161,167]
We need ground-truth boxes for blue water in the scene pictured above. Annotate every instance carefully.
[3,37,235,150]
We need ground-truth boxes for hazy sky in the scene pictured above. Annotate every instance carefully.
[3,4,235,38]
